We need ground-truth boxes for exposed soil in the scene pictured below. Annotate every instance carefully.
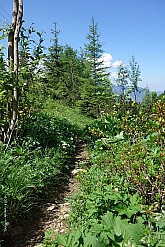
[3,144,89,247]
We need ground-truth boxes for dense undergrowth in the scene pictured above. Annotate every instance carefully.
[0,100,91,245]
[42,100,165,247]
[0,98,164,246]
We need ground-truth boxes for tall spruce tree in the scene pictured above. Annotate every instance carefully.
[85,17,104,84]
[44,22,62,96]
[80,17,112,117]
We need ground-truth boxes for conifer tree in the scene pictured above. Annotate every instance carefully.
[85,17,104,84]
[80,17,112,116]
[116,64,129,112]
[55,45,84,105]
[45,24,84,105]
[129,56,141,102]
[45,22,62,96]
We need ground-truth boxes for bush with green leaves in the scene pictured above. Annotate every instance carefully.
[43,165,165,246]
[42,101,164,246]
[43,211,148,246]
[85,114,122,145]
[43,159,164,246]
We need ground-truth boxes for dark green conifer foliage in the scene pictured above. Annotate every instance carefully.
[85,17,104,84]
[44,22,62,96]
[80,17,112,117]
[45,24,85,105]
[56,45,84,105]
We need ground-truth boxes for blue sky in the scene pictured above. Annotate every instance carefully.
[0,0,165,91]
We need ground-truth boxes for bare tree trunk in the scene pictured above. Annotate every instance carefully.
[5,0,23,144]
[8,0,17,67]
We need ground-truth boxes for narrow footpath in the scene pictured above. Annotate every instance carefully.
[4,144,88,247]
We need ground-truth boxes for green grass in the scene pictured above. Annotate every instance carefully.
[42,99,93,130]
[0,101,92,243]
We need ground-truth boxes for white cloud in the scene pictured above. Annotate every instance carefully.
[111,60,123,68]
[98,53,113,67]
[95,53,124,81]
[100,53,112,67]
[98,54,123,70]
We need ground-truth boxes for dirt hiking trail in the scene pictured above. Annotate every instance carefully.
[3,144,88,247]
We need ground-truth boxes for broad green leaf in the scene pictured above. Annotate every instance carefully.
[156,217,165,229]
[125,205,141,218]
[114,217,128,237]
[84,233,102,247]
[125,223,145,244]
[99,232,110,245]
[91,224,103,234]
[101,212,114,230]
[130,193,139,205]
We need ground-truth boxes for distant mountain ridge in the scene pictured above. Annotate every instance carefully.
[112,85,163,103]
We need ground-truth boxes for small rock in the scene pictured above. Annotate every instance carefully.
[63,213,69,219]
[47,204,56,211]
